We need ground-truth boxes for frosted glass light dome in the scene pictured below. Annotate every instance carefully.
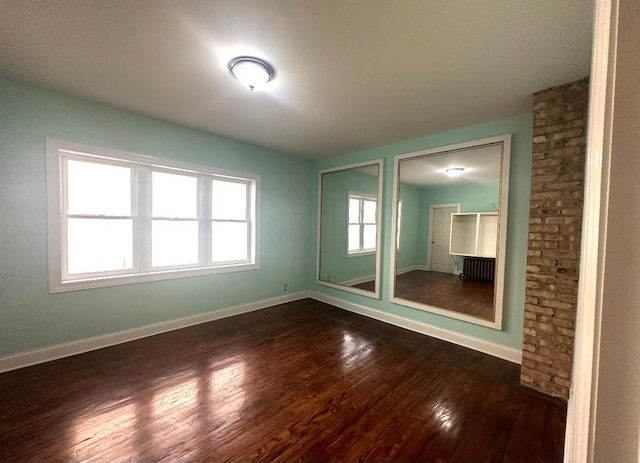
[445,167,465,178]
[229,57,275,90]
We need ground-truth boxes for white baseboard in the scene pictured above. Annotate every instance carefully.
[339,274,375,286]
[0,291,310,373]
[309,291,522,364]
[1,290,521,373]
[396,265,429,275]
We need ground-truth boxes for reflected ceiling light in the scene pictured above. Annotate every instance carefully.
[445,167,465,178]
[228,56,275,90]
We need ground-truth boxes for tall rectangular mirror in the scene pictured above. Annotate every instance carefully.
[317,160,383,298]
[390,135,510,329]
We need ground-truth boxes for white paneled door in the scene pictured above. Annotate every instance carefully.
[429,205,459,274]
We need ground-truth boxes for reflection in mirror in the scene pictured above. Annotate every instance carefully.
[318,160,383,298]
[391,136,510,329]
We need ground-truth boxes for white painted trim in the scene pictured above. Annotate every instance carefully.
[426,203,460,272]
[310,292,521,363]
[339,274,375,286]
[317,159,384,299]
[390,155,401,298]
[396,265,429,275]
[0,291,310,373]
[389,295,500,330]
[50,263,263,293]
[393,134,513,163]
[389,135,510,330]
[564,0,614,461]
[46,138,261,293]
[47,138,260,179]
[494,135,510,333]
[1,288,521,377]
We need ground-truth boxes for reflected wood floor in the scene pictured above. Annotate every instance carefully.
[393,270,495,321]
[0,299,565,462]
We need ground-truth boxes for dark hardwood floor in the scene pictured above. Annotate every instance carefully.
[392,270,495,321]
[0,299,566,462]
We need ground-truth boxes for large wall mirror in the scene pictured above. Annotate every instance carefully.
[390,135,511,329]
[317,160,383,298]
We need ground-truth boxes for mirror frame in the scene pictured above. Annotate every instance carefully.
[317,159,384,299]
[389,135,511,329]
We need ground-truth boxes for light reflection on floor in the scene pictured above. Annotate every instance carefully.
[425,399,460,442]
[152,376,199,420]
[208,359,247,418]
[341,331,374,370]
[432,401,457,432]
[69,358,248,461]
[72,402,137,461]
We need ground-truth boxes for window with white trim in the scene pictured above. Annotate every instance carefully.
[347,192,377,255]
[47,139,259,292]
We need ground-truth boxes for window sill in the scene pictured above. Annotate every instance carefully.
[346,250,376,258]
[49,262,260,293]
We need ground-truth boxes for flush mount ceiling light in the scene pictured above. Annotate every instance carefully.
[445,167,465,177]
[228,56,275,90]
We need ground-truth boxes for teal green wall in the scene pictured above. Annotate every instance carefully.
[0,77,531,359]
[319,170,378,283]
[418,180,500,271]
[312,113,532,349]
[0,79,313,356]
[396,183,423,270]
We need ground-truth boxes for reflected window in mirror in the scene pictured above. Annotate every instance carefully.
[390,135,510,329]
[318,160,383,299]
[347,192,377,256]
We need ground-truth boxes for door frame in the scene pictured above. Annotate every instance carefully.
[565,0,640,461]
[426,203,460,272]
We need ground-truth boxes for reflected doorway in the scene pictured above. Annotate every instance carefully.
[427,204,459,274]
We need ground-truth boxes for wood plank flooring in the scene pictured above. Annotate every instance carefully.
[393,270,495,321]
[0,299,566,462]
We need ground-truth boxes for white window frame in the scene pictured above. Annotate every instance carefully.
[46,139,260,293]
[147,167,203,271]
[61,153,139,280]
[346,191,377,257]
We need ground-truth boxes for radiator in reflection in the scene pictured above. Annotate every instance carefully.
[462,257,495,282]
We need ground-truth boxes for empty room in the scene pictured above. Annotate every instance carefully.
[0,1,638,462]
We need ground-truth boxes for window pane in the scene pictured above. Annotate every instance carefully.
[67,160,131,216]
[67,218,133,274]
[152,171,198,218]
[211,180,247,220]
[348,198,360,223]
[363,224,377,250]
[348,224,360,251]
[212,222,248,262]
[151,220,199,267]
[363,199,376,223]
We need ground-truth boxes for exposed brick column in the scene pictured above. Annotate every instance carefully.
[521,77,589,400]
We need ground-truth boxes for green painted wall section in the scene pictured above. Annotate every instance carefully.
[311,113,532,349]
[319,170,378,283]
[0,77,531,359]
[0,79,313,356]
[396,183,423,270]
[418,180,500,271]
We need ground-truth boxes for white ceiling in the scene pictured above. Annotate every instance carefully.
[0,0,593,159]
[399,144,502,187]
